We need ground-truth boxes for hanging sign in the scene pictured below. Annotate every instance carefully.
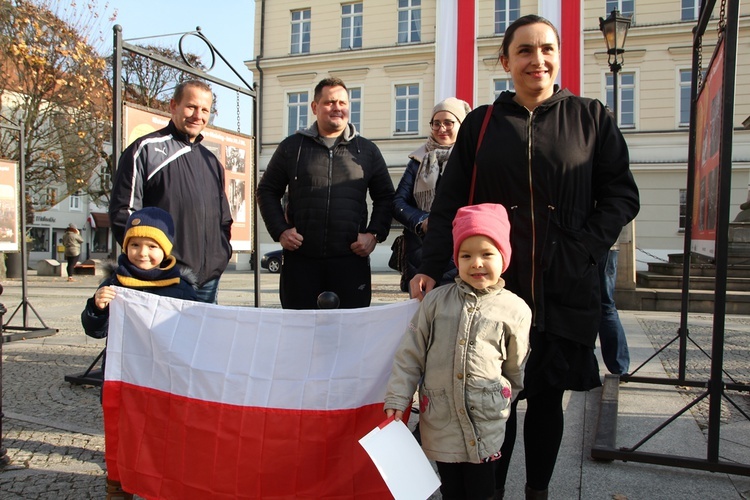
[0,159,20,252]
[123,103,254,251]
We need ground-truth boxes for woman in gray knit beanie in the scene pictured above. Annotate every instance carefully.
[391,97,472,292]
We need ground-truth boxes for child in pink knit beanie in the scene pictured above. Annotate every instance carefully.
[385,203,531,499]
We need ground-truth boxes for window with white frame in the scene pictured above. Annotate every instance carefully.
[397,0,421,44]
[287,91,309,136]
[100,168,111,192]
[679,69,692,127]
[681,0,700,21]
[679,188,687,231]
[291,9,311,55]
[394,84,419,134]
[69,192,82,211]
[348,87,362,132]
[606,0,634,19]
[493,78,514,100]
[494,0,520,35]
[341,3,363,49]
[606,72,636,128]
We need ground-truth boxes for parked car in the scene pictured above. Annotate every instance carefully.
[261,249,283,273]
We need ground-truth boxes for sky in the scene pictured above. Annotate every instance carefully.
[100,0,256,131]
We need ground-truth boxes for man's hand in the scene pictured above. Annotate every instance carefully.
[350,232,377,257]
[280,228,303,251]
[409,273,436,301]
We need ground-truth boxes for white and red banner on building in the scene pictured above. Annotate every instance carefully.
[103,288,419,499]
[435,0,582,106]
[541,0,582,96]
[435,0,476,104]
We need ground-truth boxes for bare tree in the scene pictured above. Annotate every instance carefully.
[113,45,212,114]
[0,0,117,217]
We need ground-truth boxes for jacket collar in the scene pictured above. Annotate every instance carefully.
[297,121,357,143]
[497,85,571,112]
[456,277,506,296]
[168,120,204,146]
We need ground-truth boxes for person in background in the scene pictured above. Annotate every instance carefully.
[598,225,631,375]
[81,207,199,500]
[409,15,640,499]
[109,80,233,304]
[385,203,531,500]
[257,77,395,309]
[62,223,83,282]
[392,97,471,292]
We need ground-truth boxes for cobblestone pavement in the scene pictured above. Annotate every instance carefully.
[635,314,750,429]
[1,269,748,498]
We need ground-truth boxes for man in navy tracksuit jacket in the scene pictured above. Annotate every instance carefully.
[109,80,233,303]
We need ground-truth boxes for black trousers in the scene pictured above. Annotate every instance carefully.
[65,255,79,277]
[494,387,565,491]
[436,460,495,500]
[279,250,371,309]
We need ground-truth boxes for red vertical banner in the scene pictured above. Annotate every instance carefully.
[691,38,725,258]
[455,0,476,105]
[560,0,581,95]
[541,0,582,95]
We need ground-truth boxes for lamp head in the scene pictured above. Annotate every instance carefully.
[599,9,631,56]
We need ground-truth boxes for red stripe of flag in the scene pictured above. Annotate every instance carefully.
[560,0,581,95]
[105,382,390,499]
[455,0,475,105]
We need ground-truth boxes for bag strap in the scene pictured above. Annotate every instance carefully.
[468,104,494,205]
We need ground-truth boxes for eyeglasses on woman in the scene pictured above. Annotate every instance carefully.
[429,120,456,131]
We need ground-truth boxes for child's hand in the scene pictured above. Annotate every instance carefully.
[94,286,116,310]
[385,408,404,421]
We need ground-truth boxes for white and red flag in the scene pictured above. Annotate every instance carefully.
[541,0,582,95]
[103,287,419,499]
[436,0,477,105]
[435,0,582,104]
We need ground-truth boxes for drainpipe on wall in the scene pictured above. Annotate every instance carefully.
[255,0,266,154]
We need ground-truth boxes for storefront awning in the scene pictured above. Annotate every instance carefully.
[88,212,110,229]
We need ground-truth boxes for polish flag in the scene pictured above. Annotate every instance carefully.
[103,288,419,499]
[435,0,583,104]
[541,0,583,95]
[436,0,476,105]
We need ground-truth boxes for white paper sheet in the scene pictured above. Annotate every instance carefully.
[359,416,441,500]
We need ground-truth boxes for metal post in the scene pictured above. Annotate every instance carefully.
[611,63,620,126]
[0,284,9,467]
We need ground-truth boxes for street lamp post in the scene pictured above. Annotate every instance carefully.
[599,9,632,124]
[600,10,636,291]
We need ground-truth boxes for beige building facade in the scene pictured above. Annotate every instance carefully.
[249,0,750,270]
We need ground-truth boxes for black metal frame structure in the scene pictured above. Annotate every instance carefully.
[0,119,56,343]
[64,347,105,387]
[592,0,749,476]
[65,26,259,387]
[111,25,260,306]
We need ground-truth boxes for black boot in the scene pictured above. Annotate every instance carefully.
[525,484,548,500]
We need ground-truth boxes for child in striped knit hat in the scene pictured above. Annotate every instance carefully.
[81,206,198,500]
